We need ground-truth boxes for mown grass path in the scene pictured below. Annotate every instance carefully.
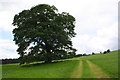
[71,60,109,78]
[2,50,118,78]
[70,60,83,78]
[86,60,109,78]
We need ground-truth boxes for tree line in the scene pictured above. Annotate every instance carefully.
[75,49,111,57]
[1,58,19,64]
[1,54,75,64]
[1,49,111,64]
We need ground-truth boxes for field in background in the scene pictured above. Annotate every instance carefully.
[2,50,119,78]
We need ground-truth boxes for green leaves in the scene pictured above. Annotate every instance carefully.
[12,4,76,64]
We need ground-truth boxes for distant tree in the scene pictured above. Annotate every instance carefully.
[92,52,95,55]
[107,49,110,53]
[88,54,91,56]
[103,49,110,54]
[100,52,102,54]
[83,53,87,56]
[2,58,19,64]
[12,4,76,65]
[75,54,82,57]
[103,51,107,54]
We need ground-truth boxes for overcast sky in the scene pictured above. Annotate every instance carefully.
[0,0,119,59]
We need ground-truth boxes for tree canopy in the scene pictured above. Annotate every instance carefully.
[12,4,76,64]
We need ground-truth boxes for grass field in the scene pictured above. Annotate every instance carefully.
[2,50,119,78]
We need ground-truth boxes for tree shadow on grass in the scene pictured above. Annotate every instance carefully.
[21,59,80,67]
[21,60,66,67]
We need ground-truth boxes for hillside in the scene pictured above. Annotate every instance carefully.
[2,50,119,78]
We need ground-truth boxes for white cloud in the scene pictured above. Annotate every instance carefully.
[72,22,118,54]
[0,0,118,58]
[0,39,19,59]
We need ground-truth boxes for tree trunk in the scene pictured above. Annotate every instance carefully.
[44,43,52,63]
[44,59,52,63]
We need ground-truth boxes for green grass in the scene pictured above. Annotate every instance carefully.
[2,60,79,78]
[90,51,118,78]
[81,60,94,78]
[2,50,119,78]
[69,50,118,78]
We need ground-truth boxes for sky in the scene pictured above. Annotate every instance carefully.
[0,0,119,59]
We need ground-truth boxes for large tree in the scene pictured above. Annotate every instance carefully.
[12,4,76,64]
